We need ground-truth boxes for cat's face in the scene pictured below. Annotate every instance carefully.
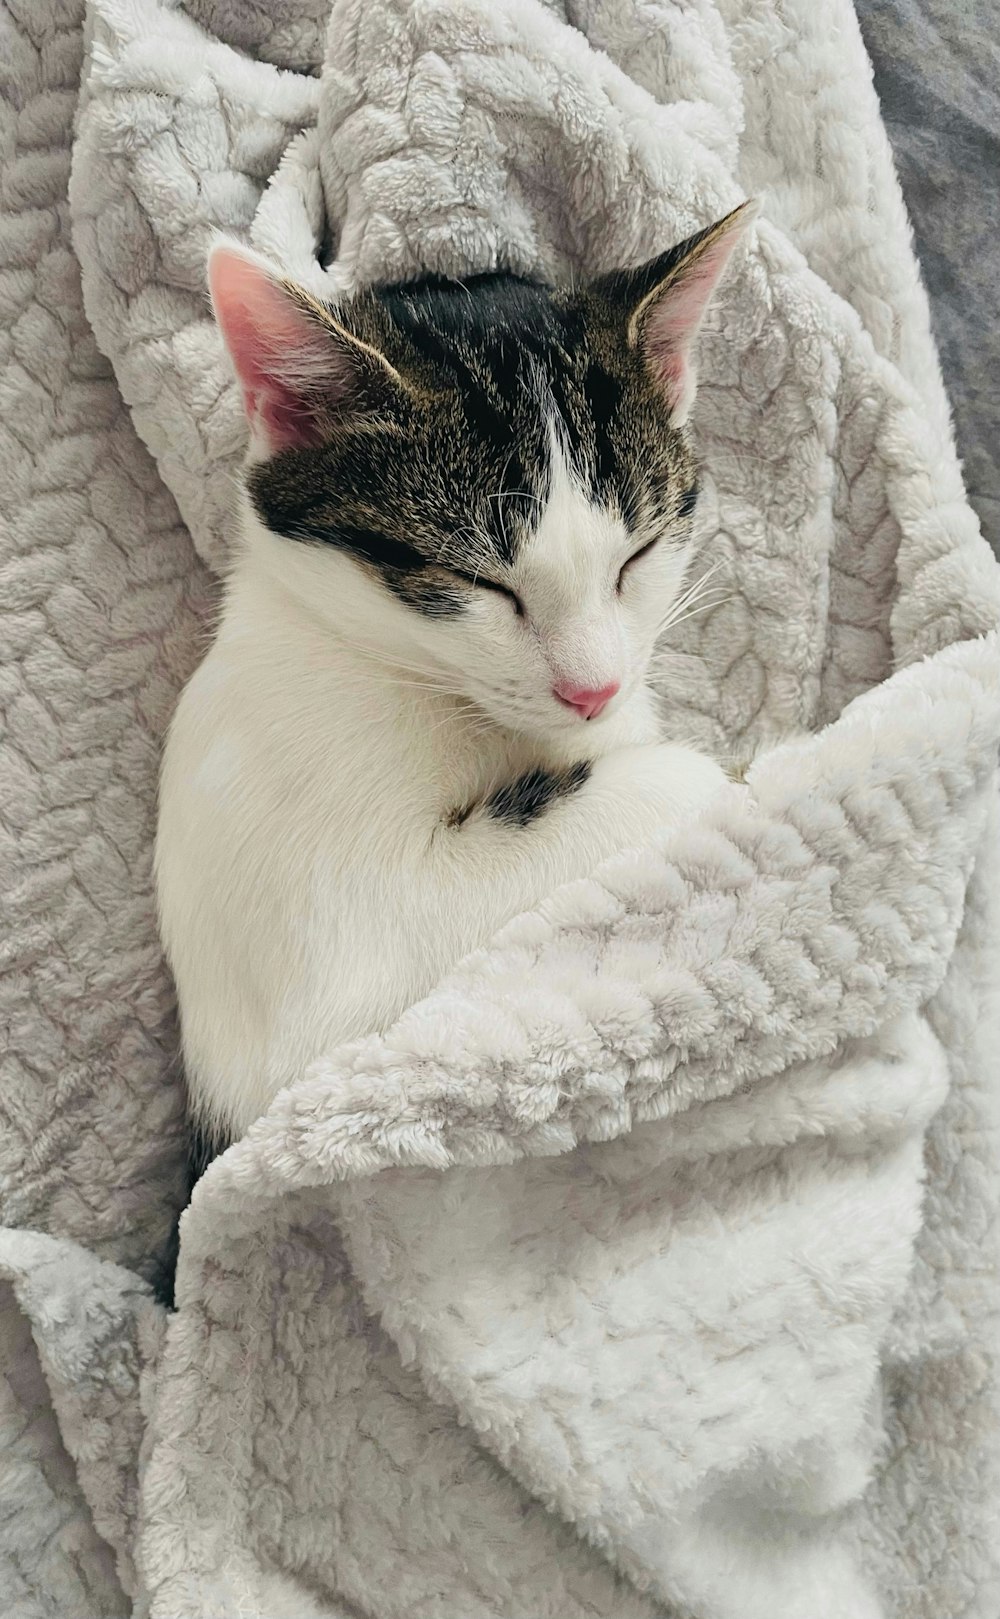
[211,206,753,737]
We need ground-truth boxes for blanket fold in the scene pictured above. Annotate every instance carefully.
[2,0,999,1615]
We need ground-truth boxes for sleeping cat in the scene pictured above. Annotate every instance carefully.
[155,203,754,1143]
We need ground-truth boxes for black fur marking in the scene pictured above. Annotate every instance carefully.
[584,360,630,513]
[677,481,699,521]
[335,526,431,574]
[311,522,468,616]
[374,278,563,562]
[485,760,591,828]
[392,573,468,618]
[147,1120,223,1310]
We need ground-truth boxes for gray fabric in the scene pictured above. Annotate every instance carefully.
[0,0,197,1271]
[858,0,1000,551]
[0,1,201,1612]
[0,1287,125,1619]
[182,0,327,70]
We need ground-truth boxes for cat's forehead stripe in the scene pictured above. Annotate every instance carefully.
[375,274,629,512]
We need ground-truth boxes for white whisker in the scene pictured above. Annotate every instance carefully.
[657,591,731,635]
[485,488,543,506]
[656,560,729,632]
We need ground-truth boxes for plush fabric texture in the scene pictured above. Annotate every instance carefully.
[856,0,1000,555]
[2,1,1000,1616]
[0,2,203,1613]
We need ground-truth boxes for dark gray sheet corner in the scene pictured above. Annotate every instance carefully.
[857,0,1000,553]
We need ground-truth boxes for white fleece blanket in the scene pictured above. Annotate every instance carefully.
[2,1,1000,1616]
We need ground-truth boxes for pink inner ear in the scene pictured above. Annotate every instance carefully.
[642,226,746,420]
[208,246,343,452]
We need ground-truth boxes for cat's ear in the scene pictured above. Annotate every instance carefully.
[592,200,758,425]
[208,241,406,455]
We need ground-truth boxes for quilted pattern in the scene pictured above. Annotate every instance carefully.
[181,0,328,71]
[1,0,999,1616]
[0,0,202,1271]
[0,1283,124,1617]
[0,1,204,1611]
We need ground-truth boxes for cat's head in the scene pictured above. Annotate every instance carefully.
[209,204,754,737]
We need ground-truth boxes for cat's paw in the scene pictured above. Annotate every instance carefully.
[588,742,730,835]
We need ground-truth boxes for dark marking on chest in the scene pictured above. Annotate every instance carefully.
[444,799,475,829]
[484,760,591,828]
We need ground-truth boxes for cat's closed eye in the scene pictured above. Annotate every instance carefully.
[617,537,659,591]
[468,575,524,616]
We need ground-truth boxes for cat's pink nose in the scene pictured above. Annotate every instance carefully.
[553,679,621,719]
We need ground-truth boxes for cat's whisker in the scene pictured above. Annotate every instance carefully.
[349,644,455,681]
[654,605,730,647]
[325,659,473,702]
[380,677,472,698]
[676,556,727,596]
[657,561,728,623]
[657,590,732,634]
[421,703,507,744]
[350,652,496,708]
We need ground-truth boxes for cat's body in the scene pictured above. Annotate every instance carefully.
[158,528,722,1135]
[156,208,754,1141]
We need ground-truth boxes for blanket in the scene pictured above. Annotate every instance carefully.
[2,1,1000,1615]
[857,0,1000,554]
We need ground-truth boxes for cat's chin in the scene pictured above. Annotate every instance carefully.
[474,704,629,751]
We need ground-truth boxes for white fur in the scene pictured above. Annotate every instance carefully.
[156,451,726,1139]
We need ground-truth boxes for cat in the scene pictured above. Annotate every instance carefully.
[155,202,755,1144]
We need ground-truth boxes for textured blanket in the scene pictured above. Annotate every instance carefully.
[2,1,1000,1616]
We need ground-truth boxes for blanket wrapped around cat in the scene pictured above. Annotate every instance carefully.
[2,0,999,1615]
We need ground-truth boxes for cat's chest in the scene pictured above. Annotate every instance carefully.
[218,675,540,839]
[274,692,596,851]
[381,690,657,834]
